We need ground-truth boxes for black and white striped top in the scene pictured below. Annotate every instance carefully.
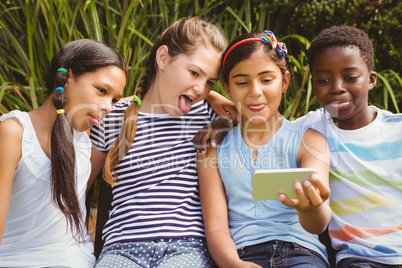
[90,100,217,247]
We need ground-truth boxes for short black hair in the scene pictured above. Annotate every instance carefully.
[308,26,374,71]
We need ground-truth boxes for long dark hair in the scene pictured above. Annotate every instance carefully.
[103,17,227,185]
[45,39,126,240]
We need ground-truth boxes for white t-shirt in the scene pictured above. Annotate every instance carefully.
[294,107,402,265]
[0,110,95,268]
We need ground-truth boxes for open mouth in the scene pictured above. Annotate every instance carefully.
[178,95,195,114]
[89,115,101,126]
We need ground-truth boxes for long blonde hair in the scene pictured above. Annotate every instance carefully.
[103,17,227,184]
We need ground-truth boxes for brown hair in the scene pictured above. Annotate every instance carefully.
[221,31,288,85]
[103,17,227,184]
[45,39,126,240]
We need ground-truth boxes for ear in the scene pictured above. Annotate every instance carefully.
[368,71,377,91]
[63,68,74,89]
[310,76,317,93]
[156,45,169,71]
[222,81,232,98]
[282,71,291,93]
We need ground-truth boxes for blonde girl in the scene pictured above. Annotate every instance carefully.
[90,17,234,267]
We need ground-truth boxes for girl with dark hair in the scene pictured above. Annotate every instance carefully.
[197,31,331,268]
[0,39,126,267]
[89,17,236,267]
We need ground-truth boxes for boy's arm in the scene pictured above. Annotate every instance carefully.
[193,91,239,155]
[281,129,331,234]
[192,119,234,155]
[0,119,23,244]
[197,149,261,268]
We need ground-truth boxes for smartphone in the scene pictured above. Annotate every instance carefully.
[252,168,317,201]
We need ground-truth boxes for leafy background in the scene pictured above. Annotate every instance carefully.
[1,0,401,252]
[0,0,401,119]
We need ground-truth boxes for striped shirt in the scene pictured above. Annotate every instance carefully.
[294,107,402,265]
[90,100,217,247]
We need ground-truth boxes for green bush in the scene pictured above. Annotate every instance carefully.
[0,0,400,116]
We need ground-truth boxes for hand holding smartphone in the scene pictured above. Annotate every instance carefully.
[252,168,317,200]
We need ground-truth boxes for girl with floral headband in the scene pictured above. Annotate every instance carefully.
[197,30,332,268]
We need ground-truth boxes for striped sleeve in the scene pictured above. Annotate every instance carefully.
[90,120,106,152]
[100,100,216,246]
[90,101,129,152]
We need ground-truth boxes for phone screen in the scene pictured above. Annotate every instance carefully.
[252,168,316,200]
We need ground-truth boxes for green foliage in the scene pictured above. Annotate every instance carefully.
[0,0,400,116]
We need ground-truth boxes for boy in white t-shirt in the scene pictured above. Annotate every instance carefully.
[295,26,402,268]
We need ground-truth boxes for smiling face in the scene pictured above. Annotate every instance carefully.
[63,65,126,132]
[144,45,222,115]
[225,49,289,127]
[311,46,377,129]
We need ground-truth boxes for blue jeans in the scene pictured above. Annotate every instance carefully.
[338,258,402,268]
[237,240,329,268]
[95,237,215,268]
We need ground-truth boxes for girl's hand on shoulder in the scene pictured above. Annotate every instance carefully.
[206,91,239,123]
[217,100,238,123]
[279,172,330,211]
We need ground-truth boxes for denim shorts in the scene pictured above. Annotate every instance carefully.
[237,240,329,268]
[337,257,402,268]
[95,237,215,268]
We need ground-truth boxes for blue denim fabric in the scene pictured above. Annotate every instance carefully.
[95,237,215,268]
[237,240,329,268]
[338,258,402,268]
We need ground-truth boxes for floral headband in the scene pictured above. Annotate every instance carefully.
[222,30,288,69]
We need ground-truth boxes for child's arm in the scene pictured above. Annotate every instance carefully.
[192,119,234,155]
[193,91,239,155]
[0,119,23,244]
[206,91,238,122]
[280,129,331,234]
[87,146,106,191]
[197,149,262,268]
